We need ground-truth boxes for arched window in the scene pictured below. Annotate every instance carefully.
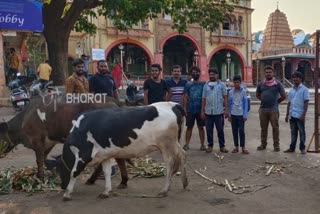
[238,16,243,32]
[223,17,231,30]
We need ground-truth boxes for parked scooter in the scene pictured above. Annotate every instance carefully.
[8,73,30,111]
[30,79,54,96]
[125,80,144,106]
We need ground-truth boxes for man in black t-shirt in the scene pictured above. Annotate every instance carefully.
[143,64,168,105]
[89,60,119,100]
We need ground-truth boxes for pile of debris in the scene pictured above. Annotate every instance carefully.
[0,167,59,195]
[0,157,166,195]
[128,157,166,178]
[247,161,293,176]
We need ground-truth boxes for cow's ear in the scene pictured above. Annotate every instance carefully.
[0,122,8,132]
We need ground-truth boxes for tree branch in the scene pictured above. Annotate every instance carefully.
[43,0,67,26]
[62,0,102,34]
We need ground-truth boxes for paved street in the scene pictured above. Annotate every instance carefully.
[0,105,320,214]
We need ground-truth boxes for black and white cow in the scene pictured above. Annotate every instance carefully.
[54,102,188,201]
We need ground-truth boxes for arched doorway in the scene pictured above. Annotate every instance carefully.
[209,49,243,80]
[106,43,151,77]
[162,36,198,76]
[297,60,313,87]
[273,62,282,80]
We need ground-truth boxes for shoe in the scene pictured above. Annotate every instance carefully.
[300,150,307,154]
[231,148,239,153]
[183,144,189,151]
[257,145,266,151]
[274,147,280,152]
[220,147,229,153]
[200,144,207,151]
[206,147,213,153]
[242,149,249,154]
[283,148,295,153]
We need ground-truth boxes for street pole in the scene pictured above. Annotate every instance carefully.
[282,56,286,84]
[256,56,260,86]
[194,50,199,66]
[118,44,124,89]
[226,52,231,80]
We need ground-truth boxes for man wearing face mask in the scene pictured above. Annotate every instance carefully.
[182,66,206,151]
[65,58,89,94]
[89,60,119,99]
[201,68,228,153]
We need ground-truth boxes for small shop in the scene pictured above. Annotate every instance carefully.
[0,0,43,95]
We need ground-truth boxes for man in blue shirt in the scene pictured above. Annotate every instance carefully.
[284,71,310,154]
[182,66,206,151]
[166,65,188,105]
[201,68,228,153]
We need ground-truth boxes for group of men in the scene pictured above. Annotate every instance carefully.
[143,63,310,155]
[30,56,310,155]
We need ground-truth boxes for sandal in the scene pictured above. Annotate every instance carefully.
[200,144,207,151]
[220,147,229,153]
[232,148,239,153]
[242,149,249,154]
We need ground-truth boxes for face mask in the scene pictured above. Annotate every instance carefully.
[208,81,217,90]
[192,74,200,80]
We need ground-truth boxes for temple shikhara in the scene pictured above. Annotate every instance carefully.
[252,6,316,87]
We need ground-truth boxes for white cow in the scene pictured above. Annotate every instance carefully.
[52,102,188,201]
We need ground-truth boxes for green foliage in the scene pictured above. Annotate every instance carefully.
[68,0,239,34]
[73,10,98,35]
[25,36,46,70]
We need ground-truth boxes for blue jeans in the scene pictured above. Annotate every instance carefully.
[206,114,225,148]
[289,117,306,151]
[231,115,245,147]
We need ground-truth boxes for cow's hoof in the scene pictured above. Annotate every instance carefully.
[117,183,127,189]
[98,193,109,199]
[157,191,168,198]
[183,179,189,189]
[63,196,72,202]
[85,180,95,185]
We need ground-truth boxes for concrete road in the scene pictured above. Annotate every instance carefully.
[0,105,320,214]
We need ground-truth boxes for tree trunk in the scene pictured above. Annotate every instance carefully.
[43,29,69,86]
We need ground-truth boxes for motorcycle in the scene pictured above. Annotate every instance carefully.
[30,79,54,97]
[125,80,144,106]
[8,73,30,111]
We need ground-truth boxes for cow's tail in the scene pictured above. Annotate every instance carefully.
[172,104,186,145]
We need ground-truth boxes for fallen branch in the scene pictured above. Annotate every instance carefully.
[214,153,224,163]
[193,169,271,194]
[225,179,232,192]
[266,165,274,176]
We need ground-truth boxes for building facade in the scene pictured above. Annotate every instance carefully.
[69,0,253,84]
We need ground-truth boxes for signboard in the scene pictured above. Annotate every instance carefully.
[0,0,43,32]
[91,48,105,60]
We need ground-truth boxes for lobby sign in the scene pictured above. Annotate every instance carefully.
[0,0,43,32]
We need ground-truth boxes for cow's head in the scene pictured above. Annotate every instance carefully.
[0,122,16,156]
[45,144,76,190]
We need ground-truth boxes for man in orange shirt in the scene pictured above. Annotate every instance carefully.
[37,60,52,88]
[8,48,19,81]
[65,58,89,94]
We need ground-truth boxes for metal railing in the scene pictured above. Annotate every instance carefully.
[283,78,293,88]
